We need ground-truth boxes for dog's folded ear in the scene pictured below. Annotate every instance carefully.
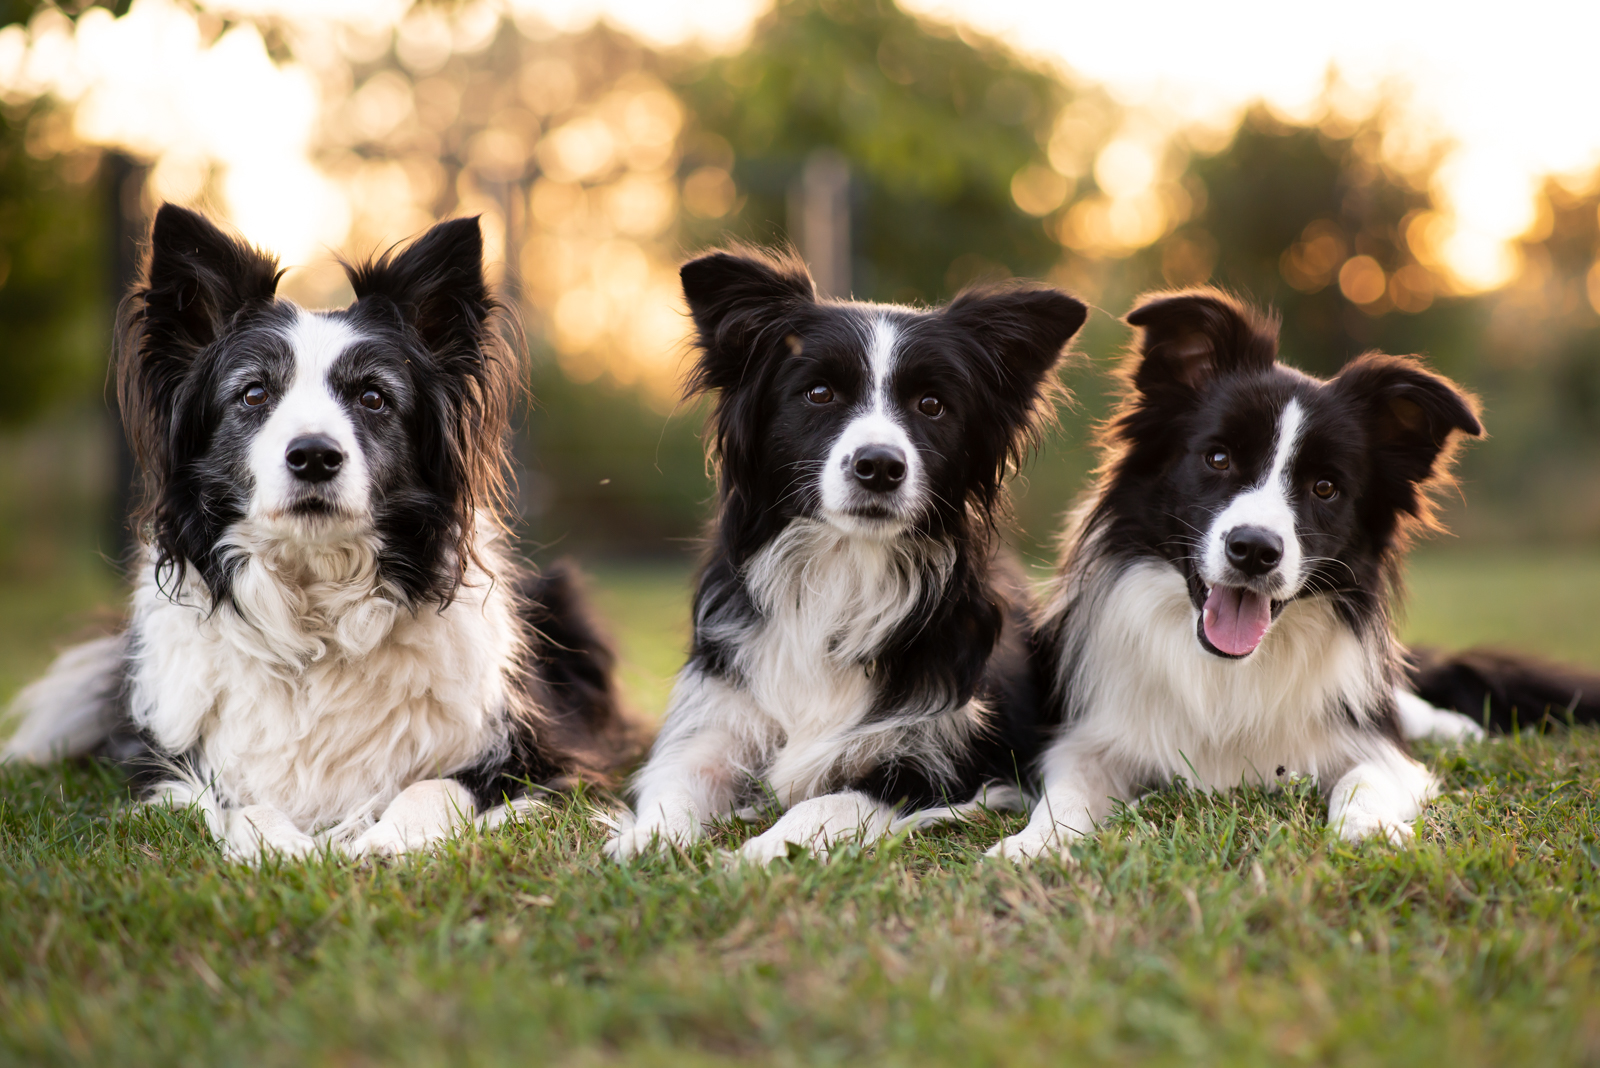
[681,248,815,393]
[346,217,491,356]
[944,284,1087,398]
[1125,289,1278,396]
[138,204,281,356]
[1334,353,1483,500]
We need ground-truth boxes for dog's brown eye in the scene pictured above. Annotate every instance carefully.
[806,384,834,405]
[918,395,944,418]
[1206,448,1230,471]
[243,385,268,407]
[359,389,385,411]
[1313,479,1338,500]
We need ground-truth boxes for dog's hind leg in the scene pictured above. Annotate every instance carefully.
[3,634,126,763]
[347,779,477,857]
[1394,688,1484,743]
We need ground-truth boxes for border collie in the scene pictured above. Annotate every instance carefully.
[605,248,1085,862]
[3,204,633,858]
[992,288,1600,860]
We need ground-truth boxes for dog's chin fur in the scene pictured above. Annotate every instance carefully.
[607,246,1087,863]
[994,288,1487,861]
[247,509,373,548]
[3,204,634,858]
[823,508,910,540]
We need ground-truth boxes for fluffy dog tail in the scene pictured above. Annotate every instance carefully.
[1409,646,1600,732]
[2,633,127,764]
[519,559,644,783]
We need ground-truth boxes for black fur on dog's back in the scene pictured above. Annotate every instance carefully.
[1409,647,1600,732]
[521,559,641,774]
[453,559,643,807]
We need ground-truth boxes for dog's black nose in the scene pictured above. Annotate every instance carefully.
[850,445,907,493]
[1225,526,1284,576]
[285,435,344,483]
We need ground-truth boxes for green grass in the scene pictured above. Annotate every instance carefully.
[3,548,1600,1065]
[1401,546,1600,667]
[3,734,1599,1065]
[585,560,696,722]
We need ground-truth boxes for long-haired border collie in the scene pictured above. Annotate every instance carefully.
[605,248,1085,862]
[3,204,634,858]
[993,288,1600,860]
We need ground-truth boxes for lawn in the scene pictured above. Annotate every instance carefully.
[2,547,1599,1065]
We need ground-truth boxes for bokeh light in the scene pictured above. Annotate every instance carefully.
[1,0,1596,400]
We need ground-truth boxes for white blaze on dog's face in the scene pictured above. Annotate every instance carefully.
[1195,396,1308,655]
[1120,289,1484,663]
[817,317,925,535]
[244,312,373,531]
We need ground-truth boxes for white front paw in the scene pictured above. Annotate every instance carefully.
[1333,807,1414,845]
[986,825,1076,863]
[348,818,417,857]
[737,825,815,865]
[603,819,696,860]
[225,805,316,861]
[344,779,474,857]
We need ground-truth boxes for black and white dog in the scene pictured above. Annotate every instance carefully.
[605,249,1085,862]
[3,204,634,858]
[992,288,1600,859]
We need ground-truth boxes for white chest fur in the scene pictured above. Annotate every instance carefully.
[1063,559,1387,789]
[710,522,955,802]
[128,527,521,831]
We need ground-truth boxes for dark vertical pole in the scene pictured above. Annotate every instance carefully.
[106,151,146,566]
[789,149,851,299]
[503,172,541,545]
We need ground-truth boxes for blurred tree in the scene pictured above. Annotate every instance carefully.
[0,100,107,425]
[1143,106,1478,379]
[0,1,114,425]
[676,0,1073,304]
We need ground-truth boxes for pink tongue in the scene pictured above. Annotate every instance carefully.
[1202,585,1272,656]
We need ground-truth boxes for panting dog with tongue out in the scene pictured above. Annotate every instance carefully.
[992,288,1490,860]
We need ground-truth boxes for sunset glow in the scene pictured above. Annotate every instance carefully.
[0,0,1592,372]
[902,0,1600,292]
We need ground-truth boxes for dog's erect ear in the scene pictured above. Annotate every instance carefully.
[140,203,280,356]
[1124,289,1278,396]
[347,216,490,354]
[119,206,279,586]
[121,204,279,472]
[681,248,815,394]
[944,284,1087,403]
[1334,353,1483,501]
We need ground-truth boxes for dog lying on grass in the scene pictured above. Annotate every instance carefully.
[994,289,1600,861]
[3,205,635,859]
[606,247,1085,862]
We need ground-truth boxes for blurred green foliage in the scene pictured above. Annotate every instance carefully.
[523,363,712,557]
[1154,109,1478,379]
[678,0,1068,303]
[3,0,1600,566]
[0,100,106,426]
